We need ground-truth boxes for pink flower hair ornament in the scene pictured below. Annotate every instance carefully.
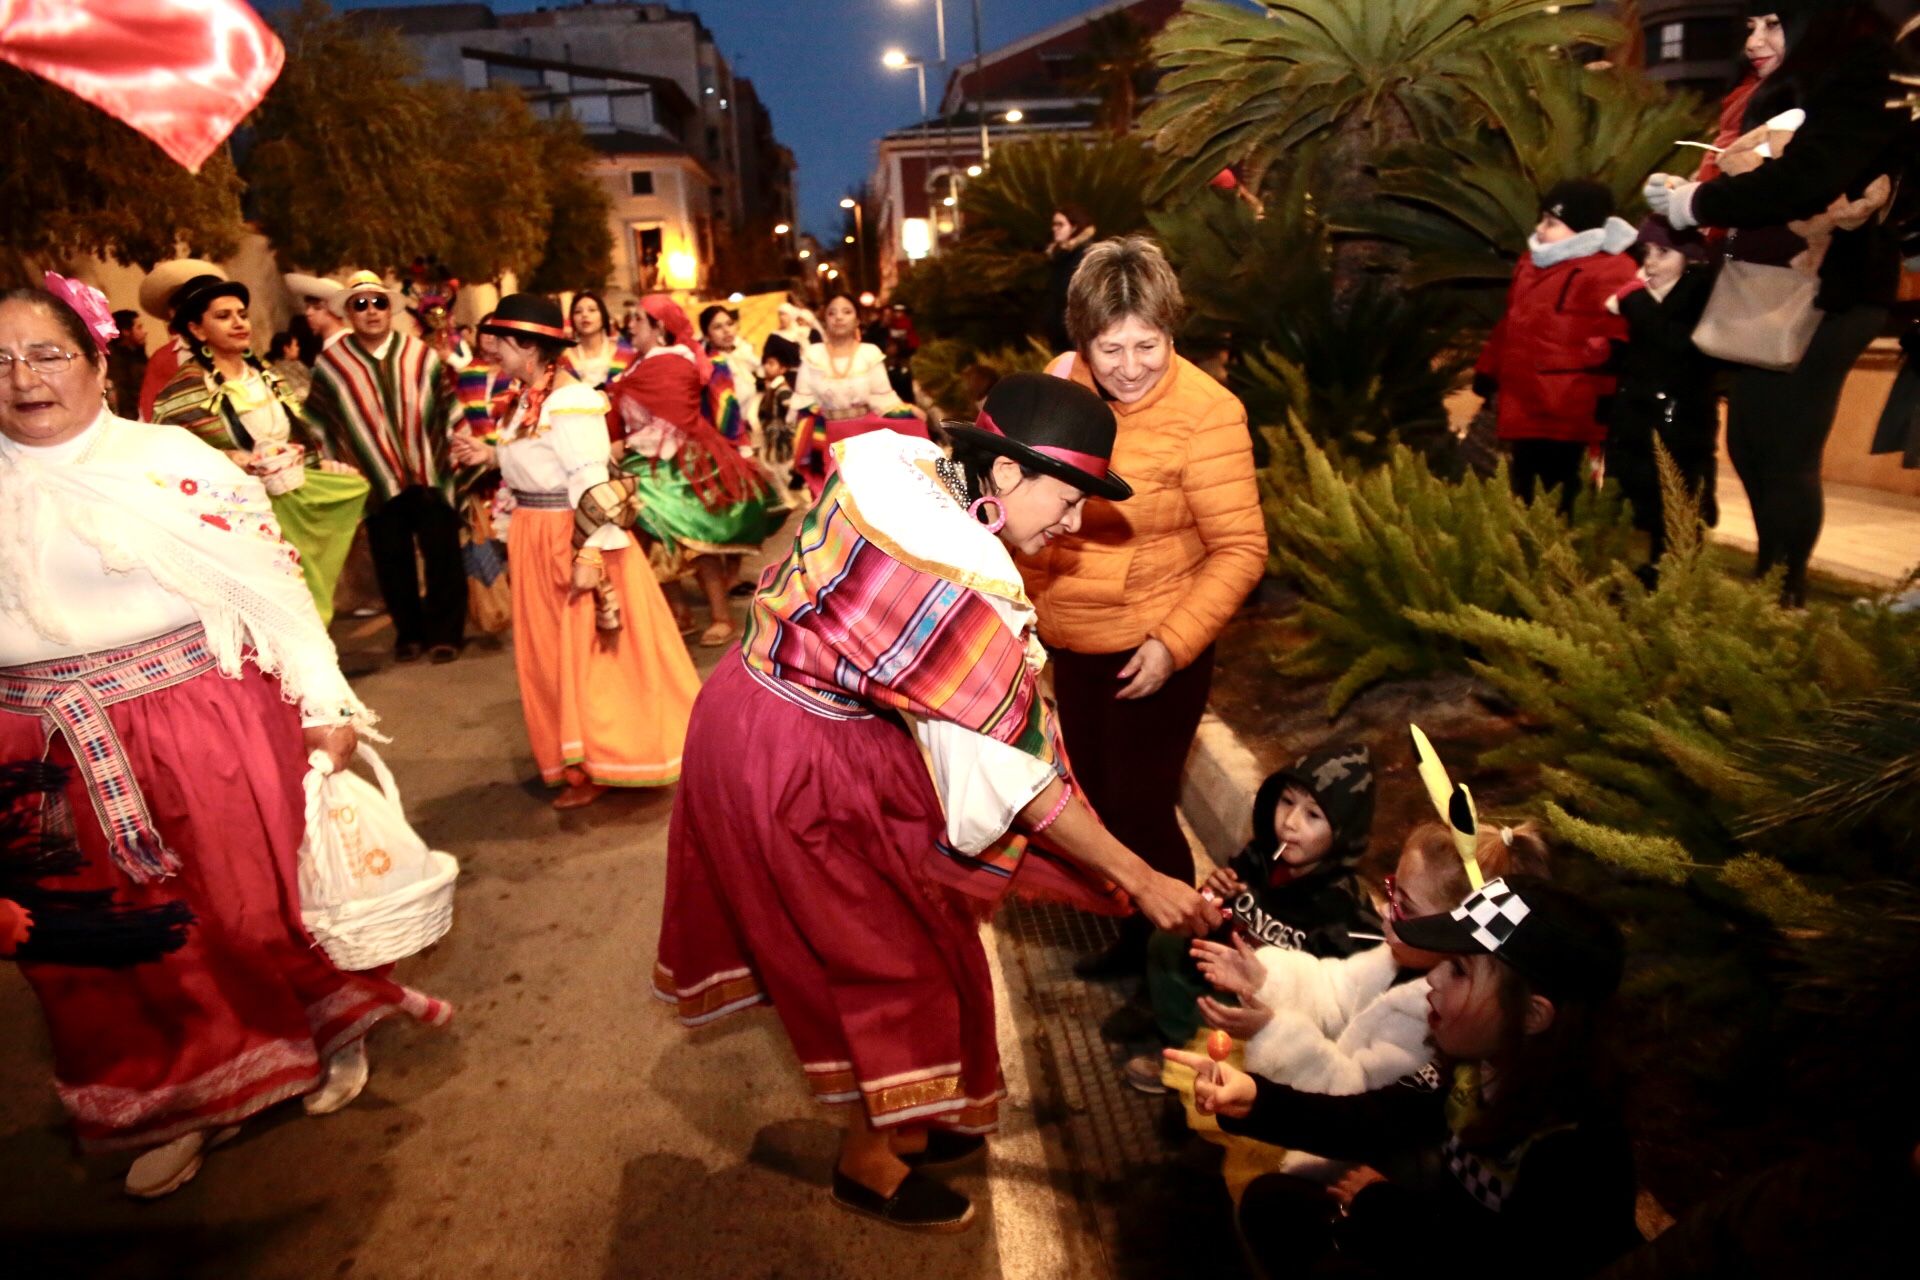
[42,272,119,355]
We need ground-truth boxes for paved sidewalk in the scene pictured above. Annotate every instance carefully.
[1711,466,1920,589]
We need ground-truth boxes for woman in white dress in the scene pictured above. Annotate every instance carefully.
[789,294,928,497]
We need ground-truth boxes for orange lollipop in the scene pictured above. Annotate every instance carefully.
[1206,1029,1232,1085]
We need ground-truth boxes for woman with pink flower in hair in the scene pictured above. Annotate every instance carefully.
[0,278,449,1199]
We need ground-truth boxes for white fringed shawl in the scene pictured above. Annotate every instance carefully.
[0,413,373,730]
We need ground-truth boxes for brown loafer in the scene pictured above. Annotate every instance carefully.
[551,781,608,811]
[830,1168,974,1233]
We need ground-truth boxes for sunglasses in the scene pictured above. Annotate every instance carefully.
[1382,874,1409,923]
[350,295,391,313]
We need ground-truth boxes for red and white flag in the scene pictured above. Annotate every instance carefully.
[0,0,283,172]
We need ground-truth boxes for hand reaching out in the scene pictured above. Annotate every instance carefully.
[1191,932,1267,999]
[1202,865,1244,901]
[1198,991,1273,1038]
[1163,1048,1258,1118]
[1330,1166,1388,1208]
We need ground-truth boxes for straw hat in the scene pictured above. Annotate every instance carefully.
[284,271,346,307]
[327,270,401,317]
[139,258,227,320]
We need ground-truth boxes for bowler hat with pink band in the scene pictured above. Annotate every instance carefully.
[942,372,1133,502]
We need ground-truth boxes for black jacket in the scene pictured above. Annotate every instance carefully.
[1605,268,1720,454]
[1043,240,1090,353]
[1222,1074,1641,1280]
[1690,34,1913,312]
[1221,847,1378,957]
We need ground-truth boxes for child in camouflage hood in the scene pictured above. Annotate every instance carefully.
[1116,742,1380,1095]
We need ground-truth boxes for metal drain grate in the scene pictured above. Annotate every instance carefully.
[996,901,1249,1279]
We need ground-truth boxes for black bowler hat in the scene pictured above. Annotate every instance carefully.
[479,293,573,345]
[169,275,250,334]
[943,373,1133,501]
[1395,874,1626,1005]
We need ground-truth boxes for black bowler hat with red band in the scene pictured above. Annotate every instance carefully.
[478,293,574,345]
[943,373,1133,502]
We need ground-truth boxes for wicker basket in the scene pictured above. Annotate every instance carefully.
[256,443,307,496]
[299,745,458,969]
[303,849,457,970]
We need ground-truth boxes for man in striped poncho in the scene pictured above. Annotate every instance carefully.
[305,271,468,663]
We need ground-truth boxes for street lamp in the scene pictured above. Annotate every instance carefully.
[1004,108,1023,124]
[884,50,937,251]
[774,222,790,235]
[840,196,866,293]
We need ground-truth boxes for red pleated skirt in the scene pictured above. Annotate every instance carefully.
[653,654,1004,1132]
[0,657,451,1152]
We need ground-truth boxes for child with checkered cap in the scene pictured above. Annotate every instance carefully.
[1170,875,1641,1279]
[1111,743,1380,1096]
[1187,821,1550,1177]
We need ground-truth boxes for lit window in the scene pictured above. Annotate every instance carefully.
[901,218,932,260]
[1658,22,1684,62]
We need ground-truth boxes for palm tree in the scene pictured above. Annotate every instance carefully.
[1070,11,1160,136]
[1141,0,1622,197]
[1337,57,1708,287]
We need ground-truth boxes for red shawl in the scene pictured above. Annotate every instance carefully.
[607,349,763,511]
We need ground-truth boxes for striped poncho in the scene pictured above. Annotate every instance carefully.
[741,433,1124,914]
[305,332,459,506]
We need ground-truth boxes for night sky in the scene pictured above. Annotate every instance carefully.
[324,0,1125,238]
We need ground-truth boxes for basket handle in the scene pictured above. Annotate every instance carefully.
[351,742,406,807]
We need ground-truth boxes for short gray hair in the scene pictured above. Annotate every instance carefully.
[1064,236,1184,351]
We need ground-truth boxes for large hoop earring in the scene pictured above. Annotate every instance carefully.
[968,495,1007,534]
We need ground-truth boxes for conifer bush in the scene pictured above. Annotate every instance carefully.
[1263,423,1633,715]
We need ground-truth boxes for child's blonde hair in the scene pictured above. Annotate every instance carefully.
[1399,820,1551,907]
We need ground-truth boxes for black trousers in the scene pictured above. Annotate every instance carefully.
[365,486,467,650]
[1507,438,1588,516]
[1052,644,1216,883]
[1726,305,1886,604]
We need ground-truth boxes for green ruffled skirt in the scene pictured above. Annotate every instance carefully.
[616,454,785,564]
[270,467,370,626]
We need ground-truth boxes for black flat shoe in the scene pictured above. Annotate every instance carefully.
[900,1131,987,1169]
[393,642,423,663]
[1098,998,1158,1044]
[830,1168,974,1233]
[1073,937,1143,982]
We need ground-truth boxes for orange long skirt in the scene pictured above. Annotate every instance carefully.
[509,507,700,788]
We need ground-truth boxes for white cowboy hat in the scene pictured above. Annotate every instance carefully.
[284,271,346,306]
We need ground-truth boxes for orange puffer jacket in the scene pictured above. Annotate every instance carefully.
[1018,353,1266,668]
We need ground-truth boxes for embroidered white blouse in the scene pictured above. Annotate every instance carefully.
[790,342,903,419]
[496,383,629,553]
[833,432,1057,853]
[0,411,368,728]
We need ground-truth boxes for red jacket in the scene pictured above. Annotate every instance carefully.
[1476,224,1638,445]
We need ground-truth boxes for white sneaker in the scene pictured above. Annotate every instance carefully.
[124,1125,239,1199]
[303,1039,370,1115]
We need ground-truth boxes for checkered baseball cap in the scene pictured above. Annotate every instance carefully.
[1395,875,1624,1002]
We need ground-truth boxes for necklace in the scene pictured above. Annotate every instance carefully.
[826,340,858,380]
[932,456,970,509]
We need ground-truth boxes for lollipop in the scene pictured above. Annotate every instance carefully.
[1206,1028,1232,1085]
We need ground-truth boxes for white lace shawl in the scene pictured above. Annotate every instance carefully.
[0,414,373,730]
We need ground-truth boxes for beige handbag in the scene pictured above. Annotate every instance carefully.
[1691,247,1823,372]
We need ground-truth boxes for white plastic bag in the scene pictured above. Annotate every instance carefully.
[298,743,458,970]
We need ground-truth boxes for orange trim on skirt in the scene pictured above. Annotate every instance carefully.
[508,508,700,787]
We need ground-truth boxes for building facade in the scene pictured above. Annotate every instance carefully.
[867,0,1180,296]
[353,2,796,299]
[1612,0,1915,94]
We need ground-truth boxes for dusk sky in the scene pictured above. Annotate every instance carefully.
[328,0,1128,237]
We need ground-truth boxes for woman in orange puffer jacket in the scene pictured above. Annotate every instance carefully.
[1473,180,1639,514]
[1023,236,1267,982]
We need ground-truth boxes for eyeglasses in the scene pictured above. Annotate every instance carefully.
[350,295,391,313]
[1382,874,1409,923]
[0,348,80,377]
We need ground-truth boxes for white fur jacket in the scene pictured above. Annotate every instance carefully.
[1243,943,1437,1181]
[1244,942,1433,1096]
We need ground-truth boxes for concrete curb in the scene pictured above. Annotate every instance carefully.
[1179,711,1265,869]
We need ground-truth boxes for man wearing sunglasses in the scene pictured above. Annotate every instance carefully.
[306,270,468,663]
